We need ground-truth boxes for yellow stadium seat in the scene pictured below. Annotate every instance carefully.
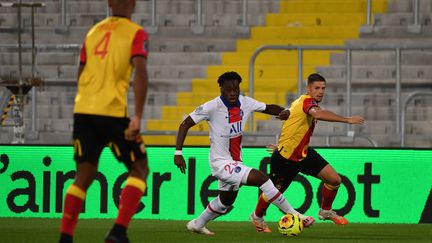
[146,0,388,145]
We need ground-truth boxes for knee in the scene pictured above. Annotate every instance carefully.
[130,158,149,180]
[258,174,269,186]
[326,174,342,187]
[219,196,235,206]
[247,169,269,186]
[75,170,98,190]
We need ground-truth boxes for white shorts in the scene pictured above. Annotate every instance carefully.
[210,160,252,191]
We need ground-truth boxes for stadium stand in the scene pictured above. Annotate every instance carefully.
[0,0,431,147]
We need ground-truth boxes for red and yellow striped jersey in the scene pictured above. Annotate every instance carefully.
[277,95,319,161]
[74,16,148,117]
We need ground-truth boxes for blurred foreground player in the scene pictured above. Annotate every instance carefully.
[59,0,149,242]
[251,73,364,232]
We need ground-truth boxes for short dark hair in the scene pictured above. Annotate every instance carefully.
[307,73,326,85]
[217,71,242,87]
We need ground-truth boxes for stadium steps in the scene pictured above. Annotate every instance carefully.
[2,0,431,147]
[385,0,432,12]
[149,37,237,52]
[0,12,267,28]
[145,0,389,145]
[374,13,432,26]
[330,50,432,66]
[316,65,432,80]
[221,51,333,65]
[0,0,281,145]
[22,90,432,124]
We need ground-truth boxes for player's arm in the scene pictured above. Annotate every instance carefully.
[125,28,149,141]
[77,64,85,81]
[125,56,148,140]
[77,42,86,83]
[174,116,197,174]
[308,107,364,124]
[132,56,148,120]
[263,104,290,120]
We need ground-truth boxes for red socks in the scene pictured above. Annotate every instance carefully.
[254,193,271,218]
[60,184,86,236]
[321,183,339,210]
[115,177,146,227]
[60,177,145,237]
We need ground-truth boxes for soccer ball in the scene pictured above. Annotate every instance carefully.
[277,213,304,236]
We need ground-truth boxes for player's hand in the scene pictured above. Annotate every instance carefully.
[266,143,278,154]
[276,109,290,120]
[347,115,364,125]
[125,116,141,141]
[174,155,187,174]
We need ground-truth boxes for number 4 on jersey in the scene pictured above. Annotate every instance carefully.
[94,32,111,59]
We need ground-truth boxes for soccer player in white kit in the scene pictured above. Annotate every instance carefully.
[174,72,314,235]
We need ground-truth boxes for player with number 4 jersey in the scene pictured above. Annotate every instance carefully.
[59,1,149,243]
[75,10,148,117]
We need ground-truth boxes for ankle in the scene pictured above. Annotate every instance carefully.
[59,233,73,243]
[110,224,127,236]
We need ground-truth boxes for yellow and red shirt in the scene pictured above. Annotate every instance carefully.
[277,95,319,161]
[74,16,148,117]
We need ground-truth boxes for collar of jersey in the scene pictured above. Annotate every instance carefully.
[111,15,130,19]
[220,95,240,108]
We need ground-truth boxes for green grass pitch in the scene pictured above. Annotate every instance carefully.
[1,218,431,242]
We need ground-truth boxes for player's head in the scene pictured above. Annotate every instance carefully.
[218,71,242,105]
[108,0,136,17]
[306,73,326,103]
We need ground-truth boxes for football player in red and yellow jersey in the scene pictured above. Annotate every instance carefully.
[250,73,364,232]
[59,1,149,242]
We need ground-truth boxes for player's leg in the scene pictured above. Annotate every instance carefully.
[246,169,297,213]
[251,158,299,231]
[187,160,244,235]
[188,190,237,235]
[59,114,104,243]
[316,164,348,225]
[59,162,99,243]
[303,148,347,225]
[253,150,298,219]
[249,149,314,230]
[106,157,148,242]
[318,164,341,209]
[104,118,149,243]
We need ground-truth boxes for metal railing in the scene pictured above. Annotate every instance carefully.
[53,0,425,35]
[0,1,45,143]
[2,43,431,147]
[401,91,432,147]
[363,0,423,33]
[360,0,374,33]
[147,0,158,33]
[366,0,372,26]
[408,0,421,33]
[248,44,432,144]
[191,0,204,34]
[56,0,249,34]
[1,1,430,146]
[138,130,378,147]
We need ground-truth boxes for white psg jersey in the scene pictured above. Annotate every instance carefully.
[189,95,266,162]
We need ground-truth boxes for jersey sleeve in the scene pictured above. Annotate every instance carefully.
[189,101,213,124]
[79,42,86,65]
[303,98,319,113]
[131,28,149,58]
[244,96,266,112]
